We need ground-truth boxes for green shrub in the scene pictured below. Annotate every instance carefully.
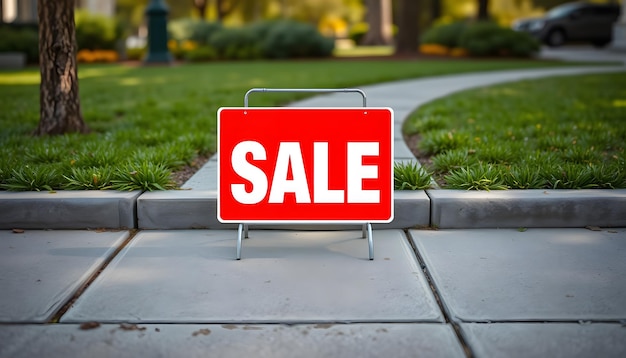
[210,27,260,60]
[260,20,334,59]
[458,21,539,57]
[168,19,222,45]
[420,21,467,48]
[184,46,217,62]
[0,26,39,63]
[75,10,122,50]
[125,47,146,61]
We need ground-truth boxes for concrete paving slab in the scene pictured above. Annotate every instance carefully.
[0,323,464,358]
[428,189,626,228]
[0,191,140,229]
[409,228,626,322]
[460,322,626,358]
[62,230,443,323]
[0,230,130,323]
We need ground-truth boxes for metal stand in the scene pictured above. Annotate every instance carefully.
[234,88,374,261]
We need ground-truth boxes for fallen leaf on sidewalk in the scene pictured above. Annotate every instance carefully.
[79,322,101,330]
[585,226,602,231]
[118,323,146,331]
[12,229,24,234]
[192,328,211,336]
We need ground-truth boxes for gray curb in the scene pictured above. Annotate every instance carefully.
[137,190,430,230]
[0,191,140,229]
[428,189,626,228]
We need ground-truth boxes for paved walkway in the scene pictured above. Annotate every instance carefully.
[2,48,626,357]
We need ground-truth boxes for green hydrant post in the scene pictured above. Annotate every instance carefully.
[144,0,172,64]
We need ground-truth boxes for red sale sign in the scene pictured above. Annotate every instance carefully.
[217,107,394,223]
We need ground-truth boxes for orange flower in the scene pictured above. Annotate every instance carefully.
[419,44,449,56]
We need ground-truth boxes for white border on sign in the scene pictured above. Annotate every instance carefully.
[216,107,395,224]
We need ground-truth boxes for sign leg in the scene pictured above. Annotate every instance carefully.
[367,223,374,260]
[237,223,243,260]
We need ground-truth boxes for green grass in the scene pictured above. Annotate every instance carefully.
[404,72,626,190]
[0,59,603,191]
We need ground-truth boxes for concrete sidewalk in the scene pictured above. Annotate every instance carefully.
[1,228,625,357]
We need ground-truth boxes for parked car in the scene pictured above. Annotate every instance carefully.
[512,2,620,47]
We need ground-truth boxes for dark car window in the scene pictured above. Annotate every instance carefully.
[546,3,580,18]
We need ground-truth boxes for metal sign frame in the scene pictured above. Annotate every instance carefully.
[227,88,382,260]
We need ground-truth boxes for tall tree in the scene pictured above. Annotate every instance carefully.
[193,0,208,19]
[361,0,393,45]
[35,0,88,135]
[477,0,489,20]
[431,0,441,21]
[216,0,240,22]
[395,0,421,55]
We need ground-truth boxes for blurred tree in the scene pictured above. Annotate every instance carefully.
[35,0,88,135]
[117,0,191,34]
[215,0,240,22]
[282,0,345,25]
[395,0,421,54]
[193,0,208,19]
[431,0,442,20]
[361,0,393,45]
[477,0,489,19]
[239,0,271,23]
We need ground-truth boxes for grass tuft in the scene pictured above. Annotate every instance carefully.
[63,167,114,190]
[111,162,175,192]
[444,164,508,191]
[394,162,433,190]
[1,165,64,191]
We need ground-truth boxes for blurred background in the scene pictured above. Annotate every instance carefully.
[0,0,622,65]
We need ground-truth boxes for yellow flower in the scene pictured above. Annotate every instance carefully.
[181,40,198,51]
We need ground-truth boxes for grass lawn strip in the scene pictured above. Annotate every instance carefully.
[0,59,609,191]
[403,72,626,189]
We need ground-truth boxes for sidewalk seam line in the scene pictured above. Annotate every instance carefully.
[47,229,140,323]
[404,229,474,358]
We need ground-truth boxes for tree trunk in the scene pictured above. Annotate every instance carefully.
[431,0,441,21]
[361,0,393,46]
[35,0,88,136]
[216,0,239,22]
[193,0,207,20]
[394,0,421,55]
[477,0,489,20]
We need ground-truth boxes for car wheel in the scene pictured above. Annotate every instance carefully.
[546,29,565,47]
